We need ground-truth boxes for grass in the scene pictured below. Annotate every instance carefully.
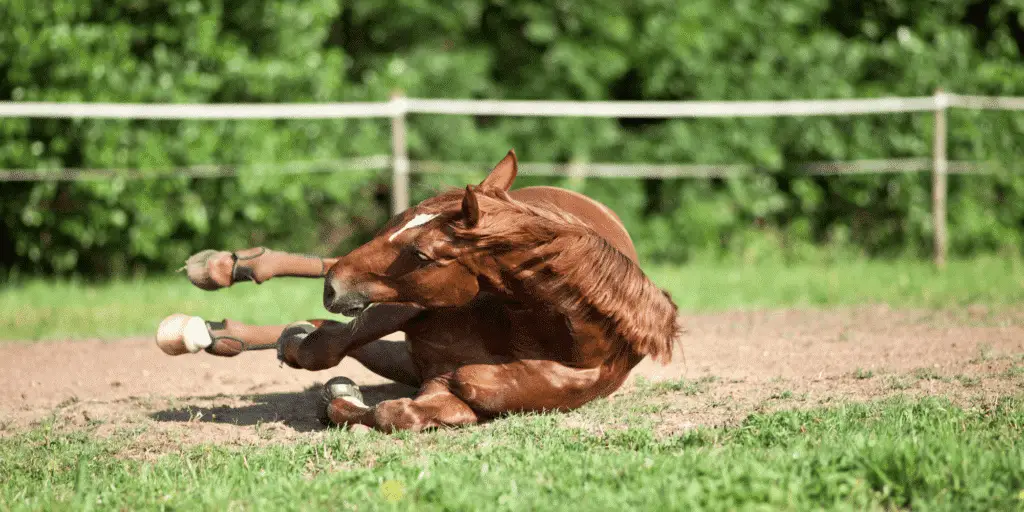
[2,255,1023,341]
[853,368,875,380]
[648,254,1024,312]
[1,396,1022,510]
[637,375,718,396]
[0,275,331,342]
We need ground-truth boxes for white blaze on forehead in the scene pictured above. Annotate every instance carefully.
[388,213,439,242]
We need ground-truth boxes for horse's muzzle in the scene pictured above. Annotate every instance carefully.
[323,278,370,316]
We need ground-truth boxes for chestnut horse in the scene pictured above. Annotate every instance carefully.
[157,150,682,432]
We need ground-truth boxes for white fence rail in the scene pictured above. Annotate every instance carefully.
[2,89,1024,266]
[3,92,1018,119]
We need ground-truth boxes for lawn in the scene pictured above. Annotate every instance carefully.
[1,395,1021,510]
[2,256,1023,341]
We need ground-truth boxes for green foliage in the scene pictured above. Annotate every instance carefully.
[1,396,1023,509]
[0,0,393,275]
[2,0,1024,276]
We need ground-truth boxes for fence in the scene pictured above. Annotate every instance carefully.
[2,90,1024,267]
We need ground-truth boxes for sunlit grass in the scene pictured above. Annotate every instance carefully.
[1,396,1021,510]
[2,256,1022,341]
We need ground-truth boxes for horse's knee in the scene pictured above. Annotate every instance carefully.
[295,346,338,371]
[283,326,343,371]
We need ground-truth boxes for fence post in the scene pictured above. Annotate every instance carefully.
[931,89,949,269]
[567,152,587,190]
[390,91,410,216]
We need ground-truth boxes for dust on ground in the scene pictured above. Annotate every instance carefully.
[1,305,1022,455]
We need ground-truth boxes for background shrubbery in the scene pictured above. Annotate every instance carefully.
[2,0,1024,277]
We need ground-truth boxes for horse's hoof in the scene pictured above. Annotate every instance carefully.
[155,314,213,355]
[282,321,317,340]
[319,376,367,426]
[276,321,318,365]
[183,250,235,291]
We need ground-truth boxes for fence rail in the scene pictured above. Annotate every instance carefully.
[2,92,1021,119]
[2,90,1023,266]
[0,158,997,183]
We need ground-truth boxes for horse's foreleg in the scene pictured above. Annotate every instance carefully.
[155,313,423,387]
[325,380,478,432]
[346,340,422,388]
[156,314,332,357]
[277,304,424,377]
[183,247,339,291]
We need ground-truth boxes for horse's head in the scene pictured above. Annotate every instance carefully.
[322,149,520,315]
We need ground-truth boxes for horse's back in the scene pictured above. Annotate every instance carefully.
[508,186,637,262]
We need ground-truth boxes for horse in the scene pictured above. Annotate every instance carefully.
[156,149,683,432]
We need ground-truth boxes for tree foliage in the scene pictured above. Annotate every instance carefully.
[2,0,1024,276]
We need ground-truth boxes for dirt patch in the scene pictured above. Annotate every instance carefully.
[1,305,1022,453]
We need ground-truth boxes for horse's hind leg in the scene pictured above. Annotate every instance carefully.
[325,380,478,432]
[183,247,340,291]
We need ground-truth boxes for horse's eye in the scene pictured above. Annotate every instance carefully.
[414,250,431,262]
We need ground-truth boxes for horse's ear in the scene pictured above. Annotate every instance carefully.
[479,149,518,191]
[461,185,481,227]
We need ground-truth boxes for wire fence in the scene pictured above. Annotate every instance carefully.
[2,90,1023,266]
[0,158,993,182]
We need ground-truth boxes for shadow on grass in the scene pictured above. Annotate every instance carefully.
[149,382,417,432]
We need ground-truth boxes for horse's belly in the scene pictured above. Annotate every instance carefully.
[402,296,580,379]
[403,310,499,379]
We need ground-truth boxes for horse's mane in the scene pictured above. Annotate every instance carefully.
[443,187,682,363]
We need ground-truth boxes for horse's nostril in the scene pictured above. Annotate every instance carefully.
[323,279,337,308]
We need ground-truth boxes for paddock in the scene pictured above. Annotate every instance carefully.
[3,305,1021,448]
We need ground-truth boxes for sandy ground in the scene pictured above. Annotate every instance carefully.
[1,305,1022,453]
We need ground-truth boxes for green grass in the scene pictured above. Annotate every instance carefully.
[2,396,1022,510]
[0,275,332,341]
[853,368,875,380]
[2,255,1023,341]
[648,255,1024,312]
[637,375,718,396]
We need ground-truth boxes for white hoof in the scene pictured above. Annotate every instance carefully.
[156,314,213,355]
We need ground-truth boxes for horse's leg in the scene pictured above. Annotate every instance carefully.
[156,312,423,388]
[323,358,614,433]
[276,303,422,371]
[448,360,623,417]
[156,313,299,356]
[344,340,422,388]
[325,379,478,432]
[183,247,340,291]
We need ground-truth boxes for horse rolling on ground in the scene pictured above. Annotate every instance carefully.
[156,149,683,432]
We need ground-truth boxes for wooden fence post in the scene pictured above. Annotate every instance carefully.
[932,89,949,269]
[390,91,410,216]
[567,152,587,190]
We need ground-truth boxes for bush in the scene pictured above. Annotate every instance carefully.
[2,0,1023,276]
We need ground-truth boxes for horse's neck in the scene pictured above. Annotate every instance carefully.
[455,196,680,363]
